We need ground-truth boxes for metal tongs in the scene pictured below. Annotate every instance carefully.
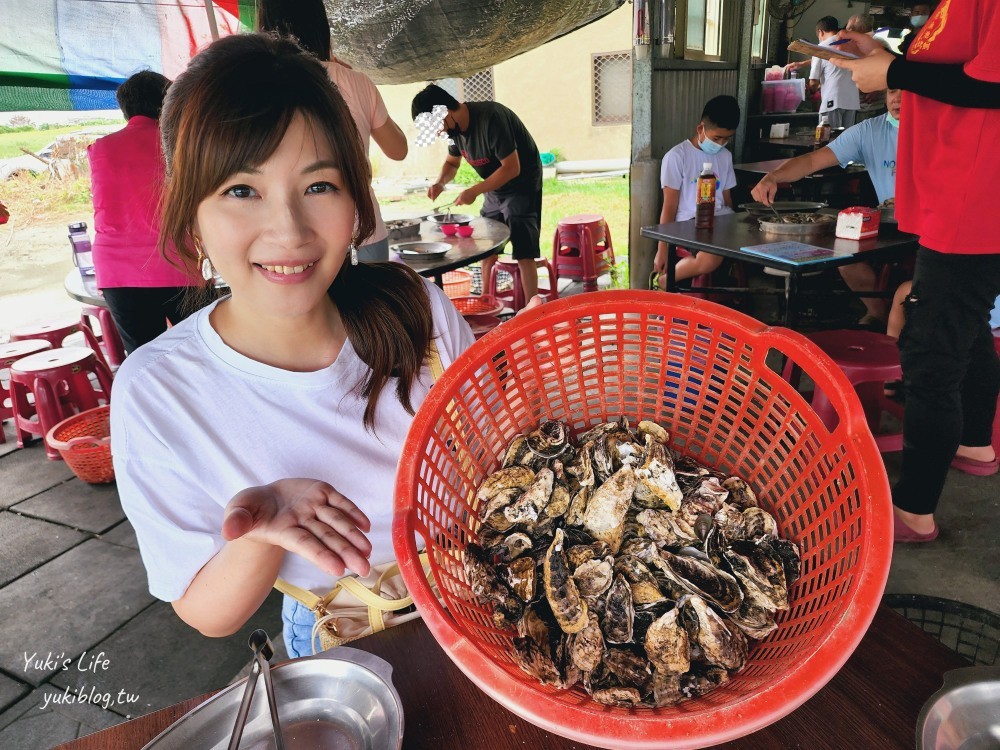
[432,201,456,220]
[227,629,285,750]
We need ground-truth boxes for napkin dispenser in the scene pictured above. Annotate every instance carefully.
[836,206,881,240]
[769,123,790,138]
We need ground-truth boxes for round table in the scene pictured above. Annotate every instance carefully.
[388,216,510,287]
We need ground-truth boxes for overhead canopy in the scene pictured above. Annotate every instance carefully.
[0,0,624,111]
[0,0,254,112]
[326,0,625,84]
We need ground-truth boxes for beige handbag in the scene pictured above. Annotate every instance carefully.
[273,342,446,653]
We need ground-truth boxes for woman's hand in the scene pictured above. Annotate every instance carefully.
[222,478,373,578]
[830,33,895,93]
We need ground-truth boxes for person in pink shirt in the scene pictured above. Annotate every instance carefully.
[257,0,408,262]
[88,71,200,354]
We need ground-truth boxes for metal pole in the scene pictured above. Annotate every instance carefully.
[203,0,220,41]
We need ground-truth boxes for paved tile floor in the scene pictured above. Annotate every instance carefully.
[1,274,998,749]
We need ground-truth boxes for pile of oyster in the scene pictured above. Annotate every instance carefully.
[463,418,801,707]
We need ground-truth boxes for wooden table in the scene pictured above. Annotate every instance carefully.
[55,606,965,750]
[641,211,918,327]
[391,216,510,287]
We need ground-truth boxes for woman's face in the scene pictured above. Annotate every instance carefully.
[193,112,355,321]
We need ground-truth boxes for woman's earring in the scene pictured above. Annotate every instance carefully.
[194,238,214,281]
[350,243,358,266]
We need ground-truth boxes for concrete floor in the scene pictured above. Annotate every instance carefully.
[1,273,998,749]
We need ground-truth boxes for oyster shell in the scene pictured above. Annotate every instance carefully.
[645,608,691,675]
[658,550,744,613]
[543,528,589,634]
[601,574,635,644]
[582,464,637,553]
[680,595,748,671]
[573,556,615,599]
[568,613,605,672]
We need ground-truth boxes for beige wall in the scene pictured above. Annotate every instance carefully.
[373,4,632,182]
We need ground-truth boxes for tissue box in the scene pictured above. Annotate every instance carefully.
[836,207,882,240]
[769,123,790,138]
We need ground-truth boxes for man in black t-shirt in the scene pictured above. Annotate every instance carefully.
[412,84,543,303]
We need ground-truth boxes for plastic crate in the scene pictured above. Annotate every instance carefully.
[885,594,1000,667]
[45,406,114,484]
[394,290,893,749]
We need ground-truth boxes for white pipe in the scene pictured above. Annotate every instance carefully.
[203,0,220,41]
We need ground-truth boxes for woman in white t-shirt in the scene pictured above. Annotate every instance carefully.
[258,0,407,262]
[110,33,474,658]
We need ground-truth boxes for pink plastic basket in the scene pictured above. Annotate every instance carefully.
[394,291,893,749]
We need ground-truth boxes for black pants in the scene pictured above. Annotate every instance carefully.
[481,189,542,260]
[893,247,1000,515]
[100,286,191,355]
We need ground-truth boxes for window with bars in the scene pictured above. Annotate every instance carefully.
[434,69,495,103]
[592,52,632,126]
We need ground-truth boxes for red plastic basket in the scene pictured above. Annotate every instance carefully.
[450,294,504,318]
[394,291,892,749]
[45,406,114,484]
[441,270,473,299]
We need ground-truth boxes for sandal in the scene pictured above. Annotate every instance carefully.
[893,514,939,543]
[950,454,1000,477]
[883,379,903,402]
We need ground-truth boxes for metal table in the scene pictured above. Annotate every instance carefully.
[53,606,968,750]
[641,211,918,327]
[392,216,510,287]
[64,269,104,307]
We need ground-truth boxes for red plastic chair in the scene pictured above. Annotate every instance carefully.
[80,304,126,369]
[8,347,113,459]
[552,214,615,292]
[783,329,903,453]
[489,258,558,312]
[11,317,108,369]
[1,339,53,441]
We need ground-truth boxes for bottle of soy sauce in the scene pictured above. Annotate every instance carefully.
[695,162,717,230]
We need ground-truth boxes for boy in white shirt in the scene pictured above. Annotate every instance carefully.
[653,95,740,288]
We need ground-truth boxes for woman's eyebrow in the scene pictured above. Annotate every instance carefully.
[304,160,340,174]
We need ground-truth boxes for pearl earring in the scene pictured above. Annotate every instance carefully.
[194,238,213,281]
[350,243,358,266]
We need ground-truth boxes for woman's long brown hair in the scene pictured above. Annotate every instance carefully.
[158,33,432,429]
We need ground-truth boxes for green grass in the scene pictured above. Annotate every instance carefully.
[379,174,631,287]
[0,121,121,159]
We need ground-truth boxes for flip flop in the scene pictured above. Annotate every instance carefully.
[949,454,1000,477]
[893,514,939,543]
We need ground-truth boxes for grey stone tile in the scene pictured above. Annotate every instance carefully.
[0,446,74,509]
[0,539,154,686]
[0,673,29,714]
[0,512,88,586]
[52,592,285,717]
[13,478,123,533]
[0,685,123,749]
[0,422,19,458]
[98,519,139,550]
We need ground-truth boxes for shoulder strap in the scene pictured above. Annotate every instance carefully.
[427,338,445,381]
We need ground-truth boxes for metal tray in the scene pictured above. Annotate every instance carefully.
[740,201,828,217]
[758,216,835,237]
[392,241,451,260]
[142,648,403,749]
[917,666,1000,750]
[385,219,421,241]
[427,212,474,226]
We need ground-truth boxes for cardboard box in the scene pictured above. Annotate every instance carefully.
[836,207,882,240]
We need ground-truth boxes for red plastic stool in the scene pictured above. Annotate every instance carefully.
[80,304,126,368]
[783,329,904,452]
[1,339,54,441]
[10,318,108,369]
[489,258,559,312]
[8,347,113,459]
[552,214,615,292]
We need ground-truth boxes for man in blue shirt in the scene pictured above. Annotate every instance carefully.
[751,88,902,325]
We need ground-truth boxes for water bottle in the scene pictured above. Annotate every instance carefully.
[68,221,95,276]
[695,162,717,230]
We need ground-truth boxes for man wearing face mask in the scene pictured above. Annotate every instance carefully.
[412,85,543,303]
[652,95,740,287]
[908,2,936,30]
[751,88,903,326]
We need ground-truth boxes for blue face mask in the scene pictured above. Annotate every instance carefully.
[886,113,900,128]
[699,134,725,155]
[910,14,928,27]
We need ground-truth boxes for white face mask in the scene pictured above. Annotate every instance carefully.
[911,14,929,27]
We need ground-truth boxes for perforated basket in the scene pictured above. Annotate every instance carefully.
[394,291,892,749]
[45,406,114,484]
[450,294,504,318]
[441,270,473,299]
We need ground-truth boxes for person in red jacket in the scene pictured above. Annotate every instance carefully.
[834,0,1000,542]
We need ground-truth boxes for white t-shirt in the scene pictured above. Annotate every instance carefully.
[324,61,391,246]
[809,39,861,114]
[111,280,474,601]
[660,140,737,222]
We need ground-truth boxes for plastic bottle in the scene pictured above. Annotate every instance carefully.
[815,115,831,144]
[695,162,717,230]
[68,221,95,276]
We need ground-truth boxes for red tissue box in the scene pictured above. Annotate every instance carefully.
[836,206,881,240]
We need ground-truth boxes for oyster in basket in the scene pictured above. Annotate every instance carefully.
[466,417,801,707]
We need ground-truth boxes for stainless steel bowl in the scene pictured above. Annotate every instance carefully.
[386,219,421,241]
[142,647,403,749]
[740,201,828,217]
[917,666,1000,750]
[428,213,474,226]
